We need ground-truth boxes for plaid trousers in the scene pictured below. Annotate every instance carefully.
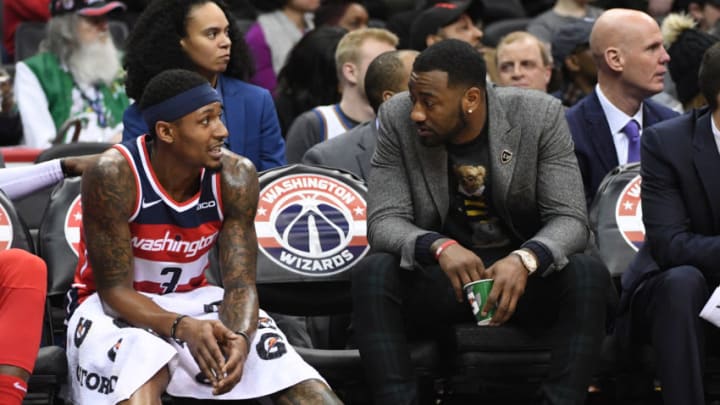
[351,252,609,405]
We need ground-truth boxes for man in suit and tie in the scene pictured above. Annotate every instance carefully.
[302,49,418,181]
[565,8,679,206]
[352,39,610,405]
[619,43,720,405]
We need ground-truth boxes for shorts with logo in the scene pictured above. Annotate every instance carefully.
[65,286,324,404]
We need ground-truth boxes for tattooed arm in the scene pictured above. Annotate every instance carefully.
[208,152,260,393]
[82,149,229,390]
[217,152,259,338]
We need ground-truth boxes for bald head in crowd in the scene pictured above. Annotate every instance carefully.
[565,8,678,206]
[590,8,670,114]
[365,49,419,112]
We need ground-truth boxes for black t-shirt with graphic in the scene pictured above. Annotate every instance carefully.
[443,129,518,266]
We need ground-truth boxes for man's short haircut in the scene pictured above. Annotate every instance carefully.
[334,28,399,78]
[413,39,486,90]
[496,31,552,68]
[139,69,211,137]
[364,50,412,113]
[699,42,720,111]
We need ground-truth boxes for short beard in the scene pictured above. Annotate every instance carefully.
[68,36,120,87]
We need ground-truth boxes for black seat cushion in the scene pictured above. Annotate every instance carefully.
[453,323,554,352]
[33,346,68,378]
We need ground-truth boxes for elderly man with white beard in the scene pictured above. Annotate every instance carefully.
[14,0,130,149]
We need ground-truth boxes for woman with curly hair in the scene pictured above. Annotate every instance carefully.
[122,0,286,171]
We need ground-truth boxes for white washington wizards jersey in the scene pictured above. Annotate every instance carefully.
[71,135,224,306]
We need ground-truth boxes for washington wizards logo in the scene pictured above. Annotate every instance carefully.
[255,174,369,276]
[0,204,14,250]
[64,195,83,256]
[615,175,645,252]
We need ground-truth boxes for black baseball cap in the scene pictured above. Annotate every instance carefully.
[51,0,126,17]
[551,18,595,64]
[409,1,472,51]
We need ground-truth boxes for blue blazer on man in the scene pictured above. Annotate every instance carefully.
[620,107,720,309]
[122,74,286,171]
[565,90,678,205]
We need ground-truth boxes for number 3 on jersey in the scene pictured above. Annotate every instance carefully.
[161,267,182,293]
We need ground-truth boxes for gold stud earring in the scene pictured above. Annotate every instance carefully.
[468,109,473,114]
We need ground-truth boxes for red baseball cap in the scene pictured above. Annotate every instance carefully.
[51,0,126,17]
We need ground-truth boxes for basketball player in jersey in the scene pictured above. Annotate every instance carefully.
[65,69,341,404]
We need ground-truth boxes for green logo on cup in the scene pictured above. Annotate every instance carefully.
[463,279,495,325]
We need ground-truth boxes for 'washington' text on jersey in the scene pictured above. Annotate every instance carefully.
[130,231,219,258]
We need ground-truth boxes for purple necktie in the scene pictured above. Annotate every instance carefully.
[623,119,641,163]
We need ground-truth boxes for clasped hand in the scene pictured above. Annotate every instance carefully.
[438,244,528,325]
[175,317,249,395]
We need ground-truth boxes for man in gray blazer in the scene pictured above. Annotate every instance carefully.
[302,50,418,181]
[352,39,610,405]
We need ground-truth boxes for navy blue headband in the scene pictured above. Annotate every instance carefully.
[141,84,222,130]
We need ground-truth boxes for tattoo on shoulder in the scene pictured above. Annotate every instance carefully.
[81,151,136,290]
[218,155,259,265]
[220,154,259,216]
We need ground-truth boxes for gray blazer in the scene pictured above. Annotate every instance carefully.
[368,86,589,272]
[301,120,377,182]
